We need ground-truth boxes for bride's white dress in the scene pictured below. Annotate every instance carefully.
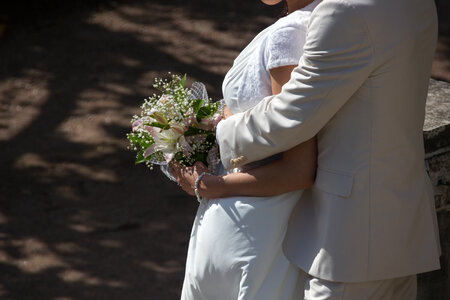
[181,2,321,299]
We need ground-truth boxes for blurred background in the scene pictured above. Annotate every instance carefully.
[0,0,448,299]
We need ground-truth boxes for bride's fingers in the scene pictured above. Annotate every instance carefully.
[170,162,198,195]
[171,163,188,179]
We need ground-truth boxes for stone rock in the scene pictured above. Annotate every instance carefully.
[418,78,450,300]
[425,79,450,131]
[424,79,450,154]
[424,79,450,209]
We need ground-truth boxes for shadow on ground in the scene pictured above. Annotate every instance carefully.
[0,1,276,299]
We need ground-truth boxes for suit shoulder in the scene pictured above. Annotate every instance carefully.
[311,0,368,22]
[306,0,373,51]
[314,0,371,11]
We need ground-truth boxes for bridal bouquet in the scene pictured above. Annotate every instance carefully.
[127,74,222,179]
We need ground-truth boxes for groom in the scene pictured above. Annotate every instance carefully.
[217,0,441,298]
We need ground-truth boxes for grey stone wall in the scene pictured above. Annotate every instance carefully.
[417,79,450,299]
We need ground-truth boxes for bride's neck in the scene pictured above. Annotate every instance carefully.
[286,0,315,14]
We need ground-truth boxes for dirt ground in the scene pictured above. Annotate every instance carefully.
[0,1,448,299]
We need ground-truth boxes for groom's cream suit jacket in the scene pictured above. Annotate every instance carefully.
[217,0,441,282]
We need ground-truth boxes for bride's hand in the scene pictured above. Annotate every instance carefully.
[170,161,210,196]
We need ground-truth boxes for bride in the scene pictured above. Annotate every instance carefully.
[172,0,322,298]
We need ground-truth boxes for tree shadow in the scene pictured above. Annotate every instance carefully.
[0,1,277,299]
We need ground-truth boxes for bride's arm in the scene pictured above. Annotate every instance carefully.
[206,137,316,198]
[172,65,317,198]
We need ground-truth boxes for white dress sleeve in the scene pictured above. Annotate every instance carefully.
[265,25,307,71]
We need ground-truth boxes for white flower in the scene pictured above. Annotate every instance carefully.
[132,119,143,131]
[169,122,186,135]
[144,128,182,163]
[158,94,174,104]
[152,111,168,125]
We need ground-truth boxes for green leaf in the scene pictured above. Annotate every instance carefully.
[205,133,216,143]
[180,74,187,88]
[174,151,190,166]
[135,149,148,164]
[191,151,208,166]
[192,99,205,113]
[197,106,212,120]
[128,134,142,146]
[127,133,137,143]
[184,127,213,136]
[127,132,155,151]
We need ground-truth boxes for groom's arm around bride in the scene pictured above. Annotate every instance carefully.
[217,0,441,298]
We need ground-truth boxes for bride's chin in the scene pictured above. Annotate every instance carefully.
[260,0,283,6]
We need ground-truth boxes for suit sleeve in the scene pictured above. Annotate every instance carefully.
[218,0,374,169]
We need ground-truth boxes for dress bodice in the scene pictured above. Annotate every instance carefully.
[222,0,322,114]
